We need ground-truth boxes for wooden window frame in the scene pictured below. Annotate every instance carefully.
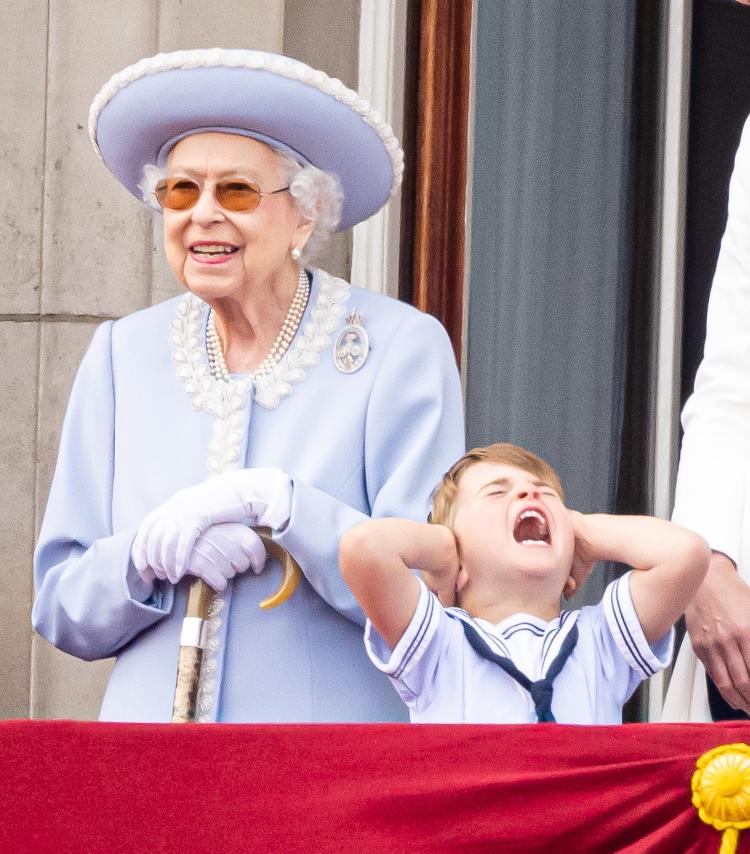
[399,0,473,363]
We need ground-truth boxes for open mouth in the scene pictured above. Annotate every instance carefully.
[190,243,239,257]
[513,509,550,546]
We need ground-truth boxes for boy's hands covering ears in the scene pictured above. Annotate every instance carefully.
[418,524,464,607]
[566,510,598,597]
[340,518,464,650]
[565,510,709,644]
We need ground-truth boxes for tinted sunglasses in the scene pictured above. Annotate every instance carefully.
[154,177,290,212]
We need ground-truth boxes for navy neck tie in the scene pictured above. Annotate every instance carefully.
[460,619,579,723]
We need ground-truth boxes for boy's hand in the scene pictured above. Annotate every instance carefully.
[567,510,598,596]
[341,519,467,650]
[564,511,708,644]
[418,524,463,607]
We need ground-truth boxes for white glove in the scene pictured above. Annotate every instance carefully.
[136,523,267,591]
[131,468,292,584]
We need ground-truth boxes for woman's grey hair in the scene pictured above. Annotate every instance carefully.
[139,149,343,265]
[279,153,342,264]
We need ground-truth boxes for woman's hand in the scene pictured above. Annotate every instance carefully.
[131,468,291,583]
[686,551,750,713]
[135,522,267,591]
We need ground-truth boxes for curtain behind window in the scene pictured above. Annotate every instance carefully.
[466,1,636,604]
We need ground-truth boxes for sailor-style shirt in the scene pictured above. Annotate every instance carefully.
[364,573,673,724]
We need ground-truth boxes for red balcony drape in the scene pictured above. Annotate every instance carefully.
[2,719,748,852]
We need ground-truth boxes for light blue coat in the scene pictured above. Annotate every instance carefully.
[33,269,465,722]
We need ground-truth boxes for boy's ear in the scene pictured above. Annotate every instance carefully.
[562,575,577,599]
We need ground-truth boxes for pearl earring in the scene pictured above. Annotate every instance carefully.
[291,246,301,261]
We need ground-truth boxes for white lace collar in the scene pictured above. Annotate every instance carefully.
[169,268,350,719]
[170,268,351,416]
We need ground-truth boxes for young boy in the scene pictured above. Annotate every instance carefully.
[339,443,709,724]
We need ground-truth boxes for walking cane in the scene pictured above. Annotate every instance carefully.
[171,528,302,723]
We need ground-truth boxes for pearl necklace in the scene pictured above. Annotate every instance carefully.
[206,269,310,382]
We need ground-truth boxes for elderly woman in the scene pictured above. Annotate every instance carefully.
[32,49,464,723]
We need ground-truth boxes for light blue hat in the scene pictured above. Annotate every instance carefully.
[89,48,404,230]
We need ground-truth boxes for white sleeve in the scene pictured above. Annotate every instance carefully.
[593,573,674,705]
[364,579,458,712]
[672,115,750,563]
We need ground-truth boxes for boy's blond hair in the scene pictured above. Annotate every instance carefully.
[429,443,565,526]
